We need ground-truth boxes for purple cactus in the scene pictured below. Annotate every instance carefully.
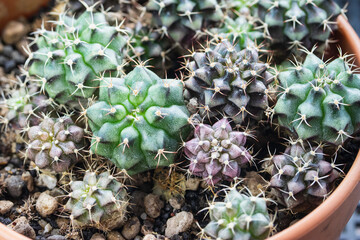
[184,118,252,185]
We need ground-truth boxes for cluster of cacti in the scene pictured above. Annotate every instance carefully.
[274,53,360,146]
[25,116,84,172]
[183,39,274,125]
[27,2,129,106]
[86,66,190,175]
[65,171,128,230]
[204,187,272,240]
[252,0,342,58]
[153,167,186,201]
[184,118,252,185]
[265,139,340,210]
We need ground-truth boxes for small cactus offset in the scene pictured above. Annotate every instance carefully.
[252,0,342,58]
[184,118,253,186]
[27,1,129,106]
[153,168,186,201]
[265,139,340,210]
[86,66,190,175]
[204,187,272,240]
[66,171,128,230]
[25,116,84,172]
[183,39,274,126]
[274,52,360,146]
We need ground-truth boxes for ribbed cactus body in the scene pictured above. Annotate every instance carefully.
[27,7,128,105]
[274,53,360,145]
[66,171,128,230]
[183,39,274,125]
[205,188,271,240]
[86,66,190,175]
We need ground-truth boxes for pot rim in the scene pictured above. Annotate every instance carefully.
[0,15,359,240]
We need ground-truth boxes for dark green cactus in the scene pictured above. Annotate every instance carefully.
[86,66,190,175]
[66,171,128,230]
[274,53,360,145]
[27,2,129,106]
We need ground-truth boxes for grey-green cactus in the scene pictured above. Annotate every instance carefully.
[86,66,190,175]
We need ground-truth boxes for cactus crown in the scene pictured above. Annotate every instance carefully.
[27,1,129,105]
[267,139,340,210]
[153,168,186,201]
[86,66,190,175]
[204,187,272,240]
[274,52,360,145]
[66,171,128,230]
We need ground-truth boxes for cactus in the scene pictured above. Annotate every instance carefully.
[86,66,190,175]
[65,171,128,230]
[274,52,360,146]
[204,187,272,240]
[265,139,340,210]
[153,167,186,201]
[183,39,274,126]
[252,0,342,58]
[27,1,129,106]
[25,116,84,172]
[184,118,253,186]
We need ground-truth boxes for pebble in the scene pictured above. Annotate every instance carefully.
[55,217,69,230]
[169,196,185,210]
[47,235,66,240]
[43,223,53,234]
[121,216,141,239]
[5,175,25,198]
[0,200,13,214]
[36,192,58,217]
[143,234,157,240]
[8,216,36,239]
[22,171,34,192]
[185,177,200,191]
[144,194,164,218]
[35,173,57,189]
[90,233,106,240]
[107,231,125,240]
[165,211,194,238]
[2,21,29,44]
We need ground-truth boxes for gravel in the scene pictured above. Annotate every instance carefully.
[144,194,164,219]
[36,192,58,217]
[165,211,194,237]
[0,200,13,214]
[121,216,141,239]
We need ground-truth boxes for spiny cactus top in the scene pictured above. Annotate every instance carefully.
[183,39,274,126]
[253,0,342,56]
[145,0,227,47]
[66,171,128,230]
[26,116,84,172]
[274,53,360,146]
[153,168,186,201]
[27,2,129,105]
[86,66,190,175]
[184,118,252,186]
[204,188,271,240]
[267,140,340,210]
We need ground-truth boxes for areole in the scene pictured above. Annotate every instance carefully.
[0,15,359,240]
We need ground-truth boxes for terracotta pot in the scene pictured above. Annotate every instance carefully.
[0,0,50,30]
[0,15,359,240]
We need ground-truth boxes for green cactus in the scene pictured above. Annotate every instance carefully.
[204,187,272,240]
[66,171,128,230]
[274,52,360,146]
[265,139,341,210]
[86,66,190,175]
[252,0,342,59]
[183,39,274,126]
[27,1,129,106]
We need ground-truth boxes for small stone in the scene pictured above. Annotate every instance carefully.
[185,177,200,191]
[2,21,29,44]
[22,171,34,192]
[43,223,53,234]
[169,196,185,210]
[35,173,57,189]
[140,212,147,220]
[5,175,25,198]
[143,234,157,240]
[121,216,140,239]
[107,231,125,240]
[134,236,142,240]
[2,45,13,57]
[144,194,164,218]
[36,192,58,217]
[3,60,15,73]
[47,235,66,240]
[0,200,13,214]
[165,211,194,238]
[8,216,36,239]
[90,233,106,240]
[55,217,69,230]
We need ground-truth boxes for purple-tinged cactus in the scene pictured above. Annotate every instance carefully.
[184,118,252,185]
